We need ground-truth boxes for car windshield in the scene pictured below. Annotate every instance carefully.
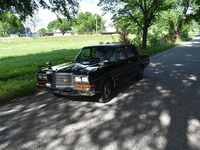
[75,46,117,64]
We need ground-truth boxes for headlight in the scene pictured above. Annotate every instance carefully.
[82,77,88,82]
[74,76,89,82]
[38,75,43,80]
[75,76,82,82]
[38,74,47,80]
[43,75,47,80]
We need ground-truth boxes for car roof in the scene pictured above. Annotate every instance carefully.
[83,43,134,49]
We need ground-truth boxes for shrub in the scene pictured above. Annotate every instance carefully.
[99,42,103,44]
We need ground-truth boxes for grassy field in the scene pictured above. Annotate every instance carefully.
[0,34,181,103]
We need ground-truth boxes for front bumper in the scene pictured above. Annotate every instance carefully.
[37,82,97,96]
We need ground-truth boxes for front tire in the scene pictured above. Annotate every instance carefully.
[98,80,113,103]
[52,92,62,97]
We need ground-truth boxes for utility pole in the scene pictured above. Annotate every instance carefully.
[95,16,97,35]
[25,27,27,37]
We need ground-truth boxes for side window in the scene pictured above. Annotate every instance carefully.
[94,47,105,58]
[104,47,117,62]
[116,47,126,60]
[126,46,136,57]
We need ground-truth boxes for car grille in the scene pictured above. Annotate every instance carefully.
[47,74,55,83]
[47,73,73,86]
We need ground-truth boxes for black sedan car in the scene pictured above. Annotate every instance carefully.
[36,44,150,102]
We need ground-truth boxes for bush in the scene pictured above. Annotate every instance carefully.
[118,31,130,44]
[138,43,176,56]
[181,32,195,41]
[147,33,159,46]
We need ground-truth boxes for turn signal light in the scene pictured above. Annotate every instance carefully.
[38,81,47,84]
[75,84,82,88]
[75,84,95,88]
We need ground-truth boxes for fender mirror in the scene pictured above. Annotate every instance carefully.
[46,61,52,69]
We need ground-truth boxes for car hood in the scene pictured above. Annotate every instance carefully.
[45,62,100,75]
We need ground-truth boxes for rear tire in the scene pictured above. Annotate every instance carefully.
[135,66,144,80]
[98,80,113,103]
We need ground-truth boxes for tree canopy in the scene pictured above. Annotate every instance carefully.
[47,18,72,35]
[99,0,200,48]
[113,17,135,43]
[148,0,200,42]
[74,12,105,34]
[98,0,171,49]
[23,13,41,32]
[167,0,200,41]
[0,12,24,37]
[0,0,79,20]
[38,28,46,36]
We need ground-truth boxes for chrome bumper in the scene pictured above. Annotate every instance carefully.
[37,82,97,96]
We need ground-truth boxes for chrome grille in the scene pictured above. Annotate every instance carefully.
[54,74,73,85]
[47,74,55,83]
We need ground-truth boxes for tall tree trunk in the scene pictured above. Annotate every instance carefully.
[174,0,190,42]
[7,31,10,37]
[142,26,148,50]
[169,20,175,35]
[169,20,176,42]
[3,30,6,37]
[61,29,65,35]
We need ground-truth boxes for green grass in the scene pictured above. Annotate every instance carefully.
[0,35,119,58]
[139,43,178,56]
[0,34,189,103]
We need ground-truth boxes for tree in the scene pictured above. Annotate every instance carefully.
[113,17,133,44]
[98,0,171,49]
[75,12,105,34]
[149,14,169,35]
[24,12,41,32]
[47,18,72,35]
[0,0,79,20]
[181,20,199,37]
[192,0,200,23]
[38,28,46,36]
[166,0,200,42]
[0,12,24,37]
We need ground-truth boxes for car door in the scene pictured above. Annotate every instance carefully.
[126,46,140,78]
[112,46,129,85]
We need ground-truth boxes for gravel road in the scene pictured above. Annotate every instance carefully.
[1,37,200,150]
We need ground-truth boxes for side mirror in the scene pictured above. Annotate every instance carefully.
[100,60,110,66]
[46,61,52,69]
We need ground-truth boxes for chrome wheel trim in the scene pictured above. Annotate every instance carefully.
[104,82,111,99]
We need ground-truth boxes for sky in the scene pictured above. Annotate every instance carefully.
[35,0,113,31]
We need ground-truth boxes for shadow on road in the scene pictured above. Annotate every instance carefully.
[0,39,200,150]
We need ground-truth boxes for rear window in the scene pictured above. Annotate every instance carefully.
[126,46,137,57]
[116,47,126,60]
